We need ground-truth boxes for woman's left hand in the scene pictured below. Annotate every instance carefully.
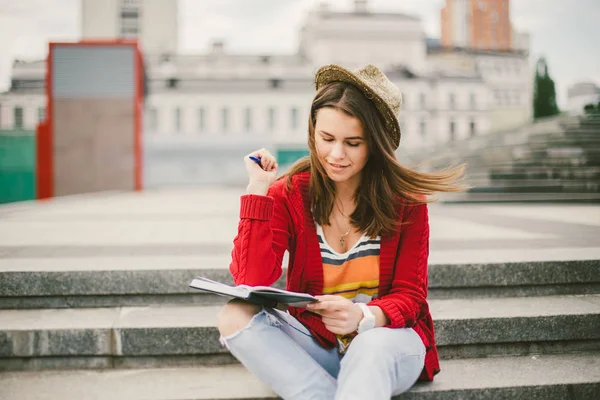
[306,295,363,335]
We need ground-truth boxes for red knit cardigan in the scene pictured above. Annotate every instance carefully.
[230,171,440,381]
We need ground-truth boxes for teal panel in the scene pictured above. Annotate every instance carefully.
[0,171,36,203]
[0,133,36,168]
[0,130,36,203]
[276,148,309,166]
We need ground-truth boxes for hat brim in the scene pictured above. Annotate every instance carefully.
[314,64,401,148]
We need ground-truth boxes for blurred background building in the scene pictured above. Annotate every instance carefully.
[437,0,531,131]
[0,0,532,142]
[566,82,600,115]
[6,0,598,198]
[81,0,178,55]
[442,0,511,51]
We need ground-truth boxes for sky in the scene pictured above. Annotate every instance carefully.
[0,0,599,107]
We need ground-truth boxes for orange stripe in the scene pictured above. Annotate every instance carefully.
[322,254,380,289]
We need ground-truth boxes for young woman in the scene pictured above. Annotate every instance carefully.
[217,64,465,399]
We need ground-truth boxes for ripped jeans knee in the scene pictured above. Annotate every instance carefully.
[219,307,282,349]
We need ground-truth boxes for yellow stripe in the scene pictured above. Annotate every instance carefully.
[323,287,379,298]
[322,279,379,294]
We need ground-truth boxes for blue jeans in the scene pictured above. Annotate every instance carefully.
[219,307,426,400]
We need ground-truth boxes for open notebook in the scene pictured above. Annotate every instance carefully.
[189,277,318,308]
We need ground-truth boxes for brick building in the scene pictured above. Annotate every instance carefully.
[441,0,512,51]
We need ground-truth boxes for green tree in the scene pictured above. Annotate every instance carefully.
[533,57,560,119]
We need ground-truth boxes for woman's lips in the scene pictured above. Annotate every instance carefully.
[328,162,349,172]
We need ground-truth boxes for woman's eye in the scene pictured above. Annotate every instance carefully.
[347,142,360,147]
[323,138,334,142]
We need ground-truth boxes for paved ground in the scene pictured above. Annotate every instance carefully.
[0,187,599,266]
[0,188,599,400]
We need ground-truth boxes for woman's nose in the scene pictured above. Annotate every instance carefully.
[330,142,345,159]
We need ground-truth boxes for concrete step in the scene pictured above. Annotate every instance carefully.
[441,191,600,204]
[1,256,599,309]
[468,184,600,195]
[469,184,570,194]
[490,165,600,178]
[469,178,599,187]
[529,133,600,144]
[466,181,600,195]
[0,353,599,400]
[1,295,599,371]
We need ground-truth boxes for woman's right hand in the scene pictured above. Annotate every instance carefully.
[244,148,278,195]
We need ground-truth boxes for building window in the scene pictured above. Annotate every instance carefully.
[449,93,455,109]
[470,119,476,137]
[147,107,157,131]
[167,78,179,89]
[420,119,426,137]
[513,91,521,106]
[449,120,456,141]
[174,107,182,133]
[198,108,205,132]
[420,93,426,109]
[120,0,140,38]
[290,107,298,130]
[490,10,499,23]
[402,94,408,110]
[14,106,23,129]
[268,107,276,132]
[244,108,252,132]
[269,79,281,89]
[38,107,46,122]
[221,108,229,132]
[470,93,476,110]
[513,62,521,75]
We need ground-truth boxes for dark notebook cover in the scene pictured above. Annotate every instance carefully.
[189,277,318,308]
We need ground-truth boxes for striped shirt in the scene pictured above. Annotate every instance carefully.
[316,223,381,352]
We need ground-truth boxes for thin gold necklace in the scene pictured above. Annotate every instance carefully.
[339,227,351,250]
[333,203,352,251]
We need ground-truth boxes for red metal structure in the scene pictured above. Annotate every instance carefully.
[36,40,143,200]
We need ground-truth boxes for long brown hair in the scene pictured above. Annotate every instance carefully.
[283,82,467,238]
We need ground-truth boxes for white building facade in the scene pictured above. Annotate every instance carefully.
[566,82,600,115]
[427,46,532,131]
[141,64,491,150]
[0,60,46,130]
[299,2,428,73]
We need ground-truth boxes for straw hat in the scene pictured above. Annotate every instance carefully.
[314,64,403,149]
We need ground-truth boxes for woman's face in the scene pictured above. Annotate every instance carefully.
[314,107,369,187]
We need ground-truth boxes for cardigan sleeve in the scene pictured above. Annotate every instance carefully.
[229,181,291,287]
[368,202,430,328]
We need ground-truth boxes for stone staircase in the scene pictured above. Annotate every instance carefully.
[408,114,600,203]
[1,256,599,399]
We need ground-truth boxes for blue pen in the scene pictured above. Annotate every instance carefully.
[249,155,266,170]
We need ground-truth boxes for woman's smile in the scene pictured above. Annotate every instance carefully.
[328,162,350,172]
